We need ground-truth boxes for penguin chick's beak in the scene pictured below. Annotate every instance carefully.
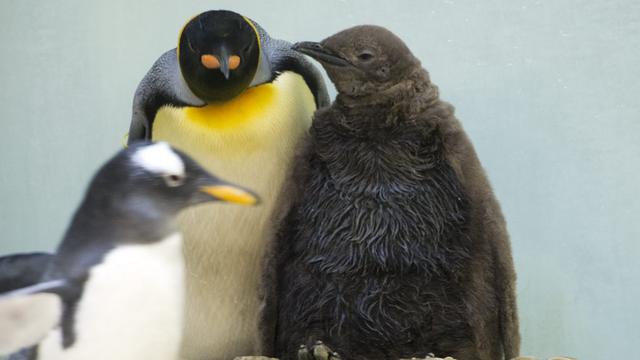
[200,183,259,206]
[292,42,350,67]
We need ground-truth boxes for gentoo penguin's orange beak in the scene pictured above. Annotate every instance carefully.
[200,185,259,206]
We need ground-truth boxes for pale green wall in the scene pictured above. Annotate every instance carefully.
[1,1,638,358]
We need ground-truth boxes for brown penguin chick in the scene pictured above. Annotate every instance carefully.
[264,25,520,360]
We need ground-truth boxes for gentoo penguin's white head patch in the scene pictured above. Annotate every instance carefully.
[132,142,185,176]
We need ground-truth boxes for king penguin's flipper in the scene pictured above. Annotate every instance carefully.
[0,280,68,355]
[128,50,205,143]
[249,20,330,108]
[0,253,53,293]
[265,38,330,109]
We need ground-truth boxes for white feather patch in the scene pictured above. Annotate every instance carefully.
[0,293,61,355]
[38,234,185,360]
[133,142,185,176]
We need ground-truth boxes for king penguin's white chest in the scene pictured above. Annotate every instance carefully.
[38,234,185,360]
[151,72,316,358]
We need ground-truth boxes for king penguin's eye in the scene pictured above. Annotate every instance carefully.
[357,51,375,61]
[187,39,197,53]
[163,174,185,187]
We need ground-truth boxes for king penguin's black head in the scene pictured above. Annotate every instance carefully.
[178,10,261,103]
[90,142,259,218]
[293,25,419,97]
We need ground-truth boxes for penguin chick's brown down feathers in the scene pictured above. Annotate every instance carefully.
[266,25,520,360]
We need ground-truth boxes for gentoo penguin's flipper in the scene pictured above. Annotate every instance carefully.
[0,252,54,293]
[0,280,67,355]
[7,348,33,360]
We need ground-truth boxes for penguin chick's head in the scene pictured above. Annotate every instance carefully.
[178,10,261,103]
[293,25,419,97]
[92,142,259,218]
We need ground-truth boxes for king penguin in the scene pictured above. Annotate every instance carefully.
[125,10,329,359]
[0,141,258,360]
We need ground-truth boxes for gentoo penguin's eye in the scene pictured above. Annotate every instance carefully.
[357,51,374,61]
[163,174,185,187]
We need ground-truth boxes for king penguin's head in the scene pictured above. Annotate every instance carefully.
[91,142,259,220]
[178,10,261,103]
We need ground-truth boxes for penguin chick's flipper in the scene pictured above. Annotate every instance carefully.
[128,49,205,143]
[0,280,67,355]
[0,252,54,292]
[297,341,341,360]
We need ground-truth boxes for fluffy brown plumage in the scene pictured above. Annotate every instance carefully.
[261,25,519,360]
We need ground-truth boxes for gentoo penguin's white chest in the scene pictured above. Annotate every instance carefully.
[151,72,316,358]
[38,234,185,360]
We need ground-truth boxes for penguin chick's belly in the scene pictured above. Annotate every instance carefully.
[152,72,316,359]
[38,234,185,360]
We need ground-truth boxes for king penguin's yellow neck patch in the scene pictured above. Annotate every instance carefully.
[184,82,276,130]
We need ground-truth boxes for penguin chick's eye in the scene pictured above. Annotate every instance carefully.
[357,51,375,61]
[163,174,185,187]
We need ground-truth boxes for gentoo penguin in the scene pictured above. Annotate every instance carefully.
[126,10,329,359]
[0,141,258,360]
[268,26,520,360]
